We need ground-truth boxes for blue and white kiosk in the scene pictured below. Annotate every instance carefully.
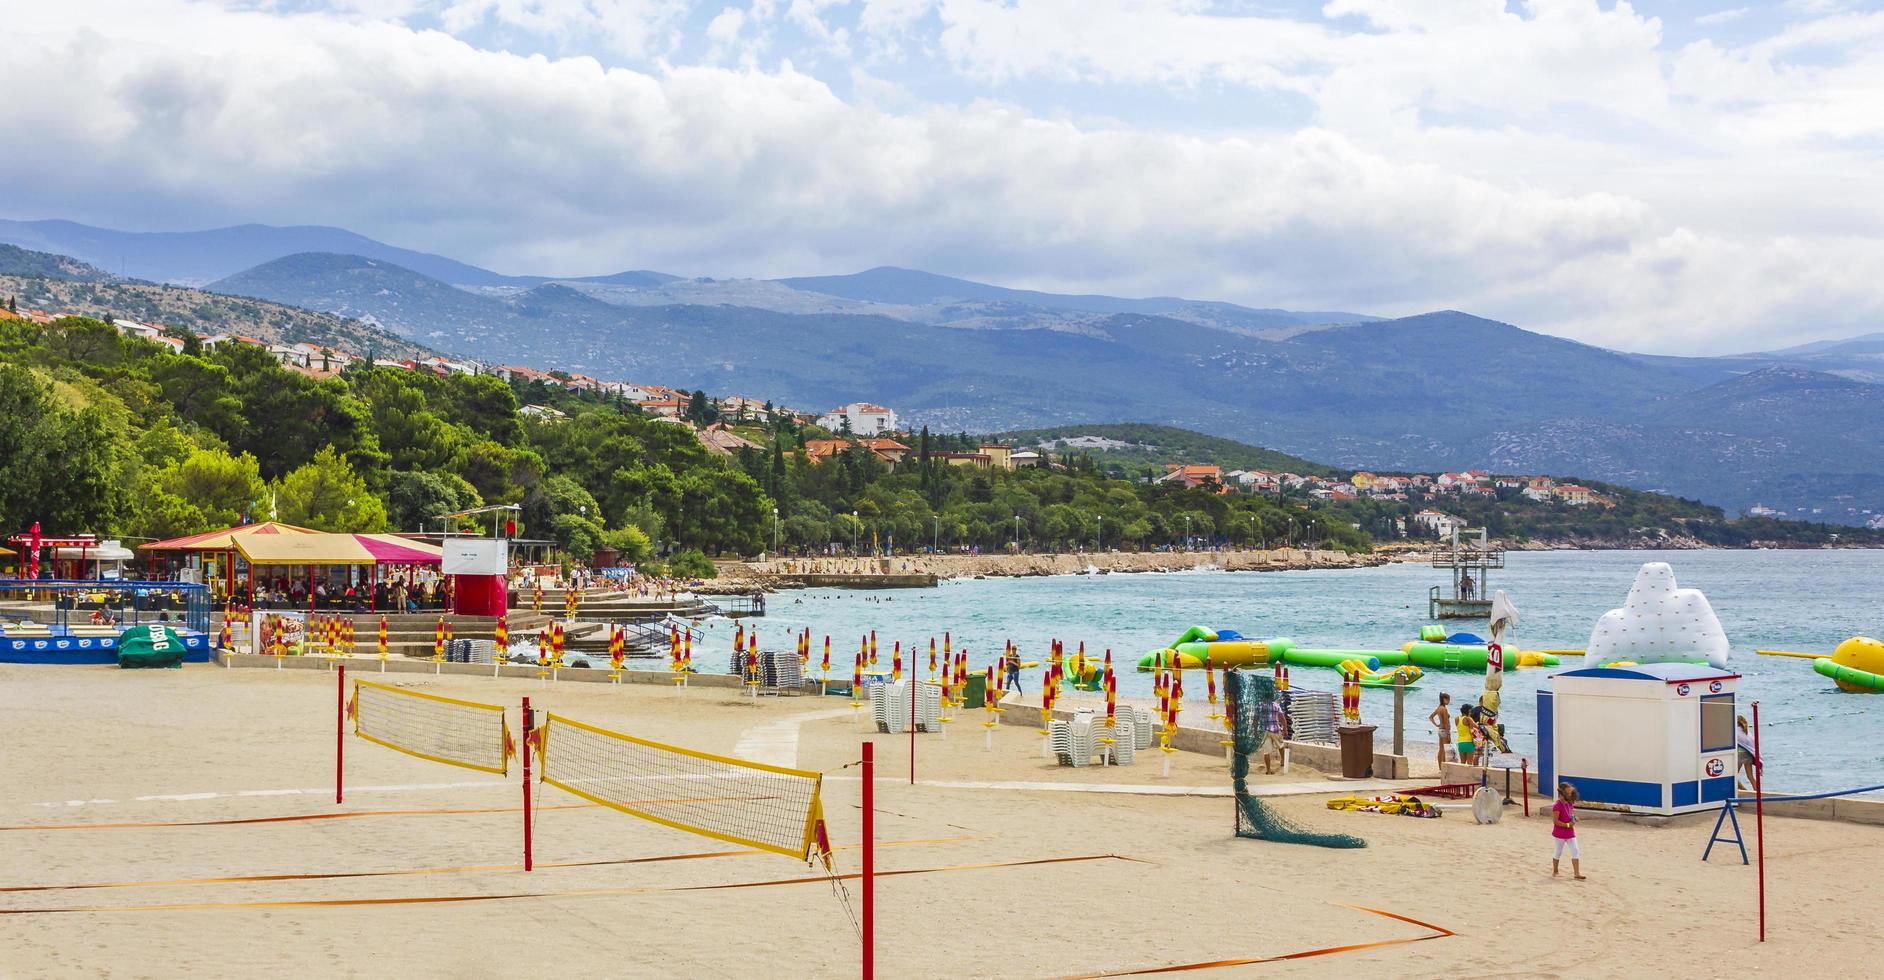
[1539,663,1740,815]
[1537,562,1741,816]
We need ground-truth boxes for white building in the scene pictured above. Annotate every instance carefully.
[1413,509,1467,539]
[817,402,898,435]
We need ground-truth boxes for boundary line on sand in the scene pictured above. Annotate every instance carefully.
[1057,904,1457,977]
[0,836,978,893]
[0,854,1137,915]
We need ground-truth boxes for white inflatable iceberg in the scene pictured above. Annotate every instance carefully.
[1583,562,1730,670]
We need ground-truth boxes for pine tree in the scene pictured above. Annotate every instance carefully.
[918,425,932,491]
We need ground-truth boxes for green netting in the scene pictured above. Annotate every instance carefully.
[1227,670,1366,849]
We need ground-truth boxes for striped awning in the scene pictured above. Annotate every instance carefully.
[141,522,317,552]
[235,533,443,566]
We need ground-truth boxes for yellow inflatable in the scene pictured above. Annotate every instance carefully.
[1760,636,1884,693]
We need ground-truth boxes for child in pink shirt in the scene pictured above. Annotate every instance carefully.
[1552,781,1585,880]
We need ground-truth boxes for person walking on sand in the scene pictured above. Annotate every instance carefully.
[1552,782,1585,880]
[1736,715,1759,791]
[1004,646,1024,694]
[1428,693,1453,772]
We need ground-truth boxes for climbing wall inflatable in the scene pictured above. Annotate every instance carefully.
[1583,562,1730,670]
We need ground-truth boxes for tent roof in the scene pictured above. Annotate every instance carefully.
[141,522,318,552]
[235,532,443,566]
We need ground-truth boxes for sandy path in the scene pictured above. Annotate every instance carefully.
[2,662,1881,977]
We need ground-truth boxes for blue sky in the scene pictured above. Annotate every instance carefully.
[6,0,1884,354]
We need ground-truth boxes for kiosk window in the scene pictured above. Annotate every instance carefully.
[1701,694,1734,752]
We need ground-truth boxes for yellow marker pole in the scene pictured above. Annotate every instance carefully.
[850,649,866,724]
[1039,663,1055,757]
[1205,654,1220,723]
[1098,652,1117,766]
[982,665,998,751]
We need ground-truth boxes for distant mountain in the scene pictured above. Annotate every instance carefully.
[1484,367,1884,519]
[1757,331,1884,357]
[0,264,433,361]
[192,246,1884,522]
[0,243,117,282]
[0,218,535,287]
[778,266,1375,334]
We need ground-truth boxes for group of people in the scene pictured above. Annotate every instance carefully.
[1427,692,1506,767]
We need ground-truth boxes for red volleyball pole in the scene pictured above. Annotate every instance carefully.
[335,664,346,805]
[909,674,917,785]
[523,696,535,872]
[1753,699,1765,942]
[862,740,875,980]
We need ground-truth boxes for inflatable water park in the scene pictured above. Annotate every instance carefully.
[1136,624,1560,686]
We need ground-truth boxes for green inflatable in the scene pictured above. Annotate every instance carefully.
[118,624,188,669]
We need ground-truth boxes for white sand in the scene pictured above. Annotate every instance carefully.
[2,661,1880,977]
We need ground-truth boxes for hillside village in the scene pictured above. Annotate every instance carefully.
[9,301,1870,536]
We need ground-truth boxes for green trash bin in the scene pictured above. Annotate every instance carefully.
[962,671,987,708]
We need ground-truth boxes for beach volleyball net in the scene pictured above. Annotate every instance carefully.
[349,679,515,776]
[1226,671,1366,849]
[537,713,832,865]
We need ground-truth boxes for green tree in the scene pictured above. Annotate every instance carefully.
[383,470,482,531]
[271,446,388,531]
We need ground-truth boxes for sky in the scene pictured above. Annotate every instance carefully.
[5,0,1884,355]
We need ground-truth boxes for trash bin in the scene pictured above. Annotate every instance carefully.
[1337,725,1377,778]
[961,672,987,708]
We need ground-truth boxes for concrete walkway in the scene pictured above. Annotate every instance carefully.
[731,708,852,768]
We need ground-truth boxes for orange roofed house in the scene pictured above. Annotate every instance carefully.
[1159,464,1229,492]
[802,437,910,468]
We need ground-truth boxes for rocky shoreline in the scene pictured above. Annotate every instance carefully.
[714,547,1393,590]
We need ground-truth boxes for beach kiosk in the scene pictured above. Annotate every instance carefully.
[1538,664,1740,815]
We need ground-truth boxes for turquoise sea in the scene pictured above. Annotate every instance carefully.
[692,550,1884,793]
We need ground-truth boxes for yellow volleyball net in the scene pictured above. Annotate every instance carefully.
[348,679,516,776]
[536,713,830,865]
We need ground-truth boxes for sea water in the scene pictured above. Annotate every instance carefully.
[694,550,1884,794]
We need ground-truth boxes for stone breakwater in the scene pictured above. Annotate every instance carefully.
[717,548,1394,590]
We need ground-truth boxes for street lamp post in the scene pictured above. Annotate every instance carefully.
[932,516,939,554]
[1013,515,1020,553]
[772,506,780,555]
[1096,515,1103,553]
[1184,515,1191,551]
[851,510,859,554]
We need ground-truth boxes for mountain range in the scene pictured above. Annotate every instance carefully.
[4,219,1881,523]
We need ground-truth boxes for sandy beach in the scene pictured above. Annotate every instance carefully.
[3,661,1881,978]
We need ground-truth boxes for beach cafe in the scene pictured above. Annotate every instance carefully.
[140,523,445,612]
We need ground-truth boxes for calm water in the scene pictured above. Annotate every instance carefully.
[694,550,1884,793]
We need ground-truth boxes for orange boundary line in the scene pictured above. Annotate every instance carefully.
[1058,904,1457,978]
[0,794,772,832]
[0,836,977,894]
[0,853,1133,915]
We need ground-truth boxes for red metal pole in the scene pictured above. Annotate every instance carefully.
[523,696,535,872]
[1521,758,1530,817]
[862,740,874,980]
[1753,700,1765,942]
[909,675,917,785]
[336,664,346,804]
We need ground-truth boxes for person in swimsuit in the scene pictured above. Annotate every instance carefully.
[1428,692,1453,770]
[1456,706,1479,766]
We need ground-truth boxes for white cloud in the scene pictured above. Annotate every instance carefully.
[3,0,1883,355]
[1695,7,1749,26]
